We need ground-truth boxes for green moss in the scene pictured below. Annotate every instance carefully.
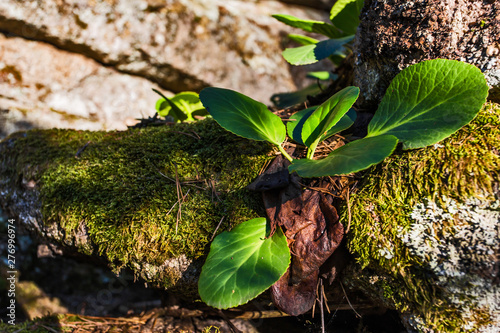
[0,119,273,288]
[343,103,500,332]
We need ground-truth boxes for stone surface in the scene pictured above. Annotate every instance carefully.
[0,33,171,138]
[353,0,500,109]
[0,0,329,103]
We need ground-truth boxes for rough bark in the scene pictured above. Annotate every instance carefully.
[354,0,500,109]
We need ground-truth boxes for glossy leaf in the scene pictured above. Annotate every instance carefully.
[302,86,359,149]
[330,0,364,35]
[271,84,324,109]
[287,107,355,145]
[282,36,354,66]
[199,87,286,146]
[367,59,489,149]
[272,14,340,39]
[198,218,290,309]
[286,107,317,145]
[288,135,398,177]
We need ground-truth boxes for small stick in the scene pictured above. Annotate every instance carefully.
[320,279,325,333]
[341,281,361,318]
[211,216,225,241]
[75,141,91,158]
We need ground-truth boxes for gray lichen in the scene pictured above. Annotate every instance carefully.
[400,197,500,332]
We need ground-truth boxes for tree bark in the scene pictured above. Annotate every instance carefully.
[354,0,500,109]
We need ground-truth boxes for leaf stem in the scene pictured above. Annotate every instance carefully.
[306,140,319,159]
[277,145,293,162]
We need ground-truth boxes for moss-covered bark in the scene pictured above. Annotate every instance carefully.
[0,119,274,294]
[1,104,499,332]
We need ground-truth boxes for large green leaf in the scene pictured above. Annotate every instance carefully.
[302,86,359,154]
[287,107,355,145]
[282,36,354,66]
[198,218,290,309]
[272,14,340,39]
[330,0,364,35]
[271,84,324,109]
[199,87,286,146]
[367,59,489,149]
[288,135,398,177]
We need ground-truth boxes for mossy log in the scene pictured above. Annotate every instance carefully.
[1,104,499,332]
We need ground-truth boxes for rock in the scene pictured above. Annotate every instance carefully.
[485,69,500,103]
[278,0,336,10]
[1,102,499,332]
[0,0,329,104]
[353,0,500,109]
[0,33,171,138]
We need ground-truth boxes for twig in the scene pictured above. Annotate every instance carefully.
[340,281,361,318]
[210,216,225,241]
[346,189,352,234]
[320,279,325,333]
[174,163,183,234]
[75,141,91,158]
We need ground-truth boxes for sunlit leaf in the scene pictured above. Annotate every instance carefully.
[198,218,290,309]
[367,59,489,149]
[306,71,337,81]
[330,0,364,35]
[287,108,355,145]
[272,14,340,38]
[282,36,354,65]
[155,91,206,122]
[288,34,318,46]
[302,86,359,149]
[288,135,398,177]
[200,87,286,145]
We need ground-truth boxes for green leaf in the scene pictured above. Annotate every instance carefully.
[330,0,364,35]
[289,135,398,177]
[321,108,357,140]
[367,59,489,149]
[271,84,324,109]
[286,106,317,145]
[288,34,318,46]
[198,218,291,309]
[287,107,355,145]
[153,89,188,122]
[282,36,354,65]
[155,91,206,121]
[302,86,359,152]
[306,71,337,81]
[199,87,286,146]
[272,14,340,38]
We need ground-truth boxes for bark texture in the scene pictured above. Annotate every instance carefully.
[354,0,500,109]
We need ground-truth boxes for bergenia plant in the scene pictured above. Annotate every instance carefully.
[273,0,364,66]
[153,90,208,122]
[196,59,489,310]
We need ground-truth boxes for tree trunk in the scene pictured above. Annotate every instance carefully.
[353,0,500,109]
